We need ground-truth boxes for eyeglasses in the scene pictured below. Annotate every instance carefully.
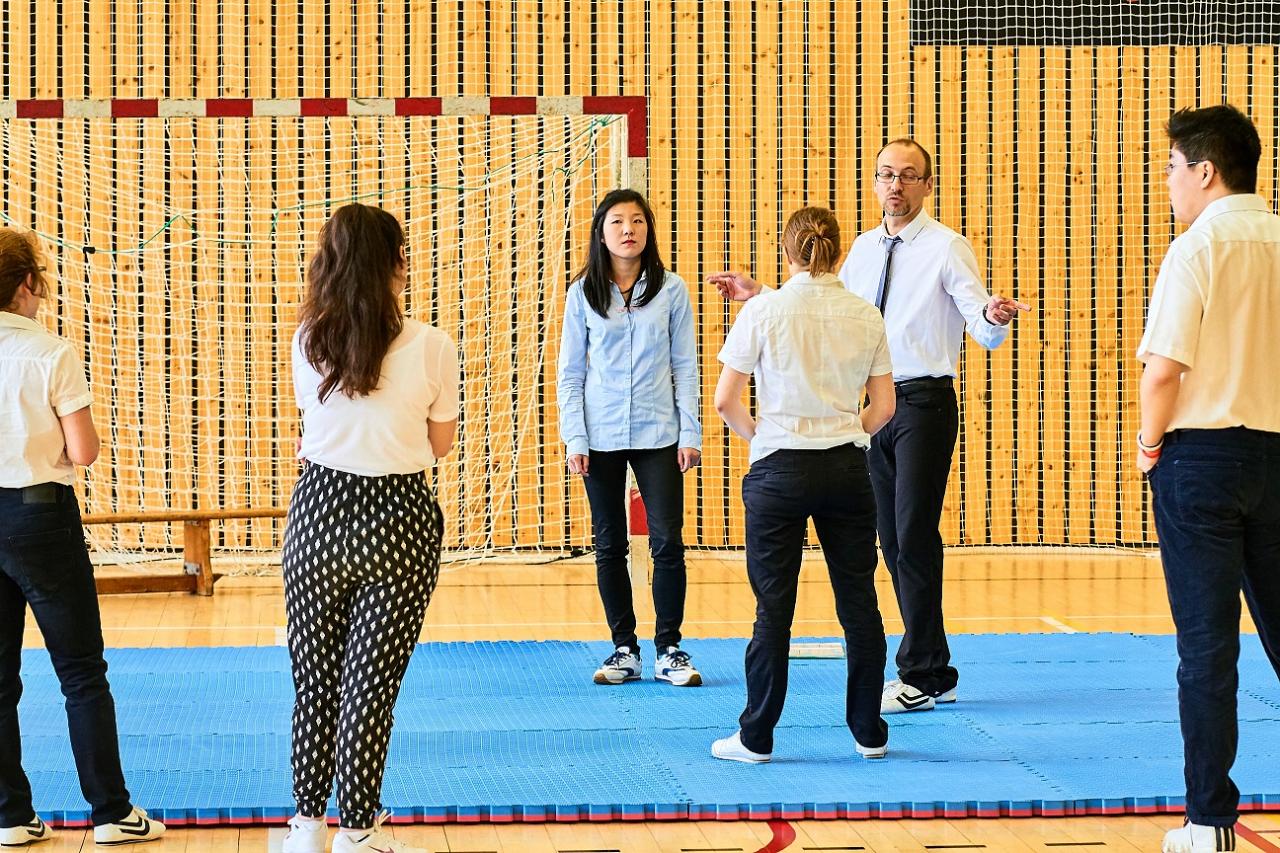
[1164,160,1204,176]
[874,169,928,186]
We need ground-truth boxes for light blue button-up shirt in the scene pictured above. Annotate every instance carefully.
[557,271,702,457]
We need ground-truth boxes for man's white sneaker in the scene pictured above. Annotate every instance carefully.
[93,808,165,846]
[282,816,328,853]
[1162,820,1235,852]
[934,685,958,703]
[332,814,427,853]
[0,816,51,847]
[655,646,702,686]
[881,679,936,714]
[711,731,771,764]
[855,739,888,759]
[593,646,642,684]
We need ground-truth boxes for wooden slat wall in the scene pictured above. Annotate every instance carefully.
[3,0,1276,551]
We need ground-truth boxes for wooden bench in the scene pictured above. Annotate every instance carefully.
[81,508,287,596]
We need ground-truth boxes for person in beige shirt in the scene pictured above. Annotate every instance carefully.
[0,228,165,847]
[1137,104,1280,853]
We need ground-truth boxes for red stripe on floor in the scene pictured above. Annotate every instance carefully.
[1238,822,1280,853]
[753,819,797,853]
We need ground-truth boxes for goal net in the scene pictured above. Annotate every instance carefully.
[0,107,625,561]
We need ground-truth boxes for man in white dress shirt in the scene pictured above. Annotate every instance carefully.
[711,139,1027,715]
[1136,104,1280,853]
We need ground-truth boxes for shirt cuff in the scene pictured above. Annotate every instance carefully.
[54,393,94,418]
[566,438,590,457]
[678,432,702,452]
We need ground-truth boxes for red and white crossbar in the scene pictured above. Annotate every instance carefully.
[0,95,648,189]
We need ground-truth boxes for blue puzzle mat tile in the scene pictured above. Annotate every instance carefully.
[17,635,1280,825]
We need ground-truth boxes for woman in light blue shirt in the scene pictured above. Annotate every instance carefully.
[557,188,702,687]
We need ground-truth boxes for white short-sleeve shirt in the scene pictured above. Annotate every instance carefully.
[718,272,893,464]
[0,311,95,487]
[294,317,461,476]
[1138,193,1280,433]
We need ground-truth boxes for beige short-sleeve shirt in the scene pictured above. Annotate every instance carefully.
[1138,193,1280,432]
[0,311,94,487]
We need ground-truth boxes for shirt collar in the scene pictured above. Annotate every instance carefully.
[611,271,649,290]
[0,311,46,334]
[781,271,842,288]
[1191,193,1269,229]
[877,207,933,245]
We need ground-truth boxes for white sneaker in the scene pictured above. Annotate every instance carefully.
[934,685,958,703]
[1163,820,1236,852]
[332,814,426,853]
[881,679,936,714]
[855,739,888,759]
[654,646,702,687]
[0,816,51,847]
[93,808,165,846]
[711,731,771,764]
[282,816,328,853]
[593,646,642,685]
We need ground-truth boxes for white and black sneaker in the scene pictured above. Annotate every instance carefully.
[281,815,328,853]
[593,646,642,684]
[0,816,51,847]
[332,812,426,853]
[1163,819,1236,852]
[93,808,166,845]
[934,685,958,704]
[655,646,702,687]
[855,739,889,760]
[880,679,936,714]
[711,731,771,764]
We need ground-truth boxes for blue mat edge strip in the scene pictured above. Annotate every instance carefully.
[41,797,1280,828]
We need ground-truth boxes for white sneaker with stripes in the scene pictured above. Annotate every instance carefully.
[1163,820,1235,852]
[880,679,936,714]
[0,816,51,847]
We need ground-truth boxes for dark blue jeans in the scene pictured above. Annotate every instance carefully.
[738,443,888,755]
[868,380,960,696]
[0,484,132,827]
[581,445,686,651]
[1147,428,1280,827]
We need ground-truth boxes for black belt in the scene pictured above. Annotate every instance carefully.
[894,376,953,394]
[1,483,69,504]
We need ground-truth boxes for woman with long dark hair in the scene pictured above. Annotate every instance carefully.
[557,188,703,687]
[281,204,459,853]
[0,229,165,847]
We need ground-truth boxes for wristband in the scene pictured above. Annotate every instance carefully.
[1139,444,1163,460]
[1137,431,1164,452]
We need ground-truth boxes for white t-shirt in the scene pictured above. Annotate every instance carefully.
[718,272,893,463]
[1139,193,1280,433]
[293,317,461,476]
[0,311,95,488]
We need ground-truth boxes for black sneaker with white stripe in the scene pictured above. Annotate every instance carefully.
[93,808,166,846]
[0,816,51,847]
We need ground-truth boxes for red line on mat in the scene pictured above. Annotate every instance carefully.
[752,819,797,853]
[1238,822,1280,853]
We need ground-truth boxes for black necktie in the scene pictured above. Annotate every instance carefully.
[876,235,903,315]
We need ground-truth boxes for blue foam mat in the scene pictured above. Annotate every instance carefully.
[17,634,1280,824]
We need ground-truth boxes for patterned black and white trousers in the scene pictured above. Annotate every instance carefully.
[282,462,444,829]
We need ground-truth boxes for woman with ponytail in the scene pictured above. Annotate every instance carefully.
[709,207,897,764]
